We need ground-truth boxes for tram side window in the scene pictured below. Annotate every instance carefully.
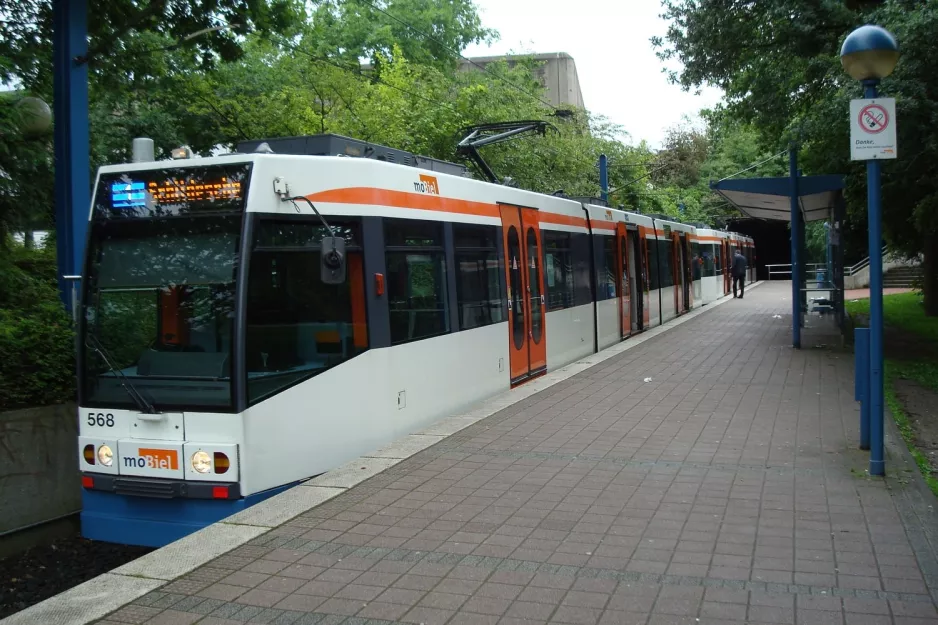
[542,230,575,311]
[691,242,701,280]
[453,224,503,330]
[246,218,368,405]
[596,235,617,300]
[713,244,723,273]
[648,239,660,291]
[701,244,715,277]
[571,233,593,306]
[385,218,449,344]
[657,240,675,288]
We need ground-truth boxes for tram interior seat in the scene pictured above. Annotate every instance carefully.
[137,350,230,378]
[246,322,355,373]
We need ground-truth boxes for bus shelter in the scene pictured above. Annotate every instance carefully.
[709,150,846,348]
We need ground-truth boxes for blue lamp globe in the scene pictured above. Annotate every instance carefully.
[840,25,899,81]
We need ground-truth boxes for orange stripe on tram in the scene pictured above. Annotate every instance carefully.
[305,188,500,218]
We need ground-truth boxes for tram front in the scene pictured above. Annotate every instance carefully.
[76,158,256,545]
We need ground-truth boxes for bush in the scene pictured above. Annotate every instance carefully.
[0,245,76,412]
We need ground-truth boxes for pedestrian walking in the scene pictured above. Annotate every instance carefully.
[732,250,747,298]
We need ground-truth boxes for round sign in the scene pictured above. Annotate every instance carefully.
[858,103,889,134]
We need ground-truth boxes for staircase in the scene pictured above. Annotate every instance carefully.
[882,265,922,288]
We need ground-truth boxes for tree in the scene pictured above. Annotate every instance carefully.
[0,91,55,245]
[651,117,710,189]
[304,0,497,72]
[178,39,653,199]
[653,0,938,315]
[0,0,305,95]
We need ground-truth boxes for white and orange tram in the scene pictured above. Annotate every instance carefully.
[76,134,755,546]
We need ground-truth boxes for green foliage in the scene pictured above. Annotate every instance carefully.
[0,91,55,242]
[804,222,829,264]
[0,245,76,412]
[653,0,938,314]
[884,361,938,497]
[845,291,938,343]
[848,296,938,494]
[1,0,792,410]
[0,0,305,94]
[176,39,656,200]
[611,115,787,226]
[306,0,496,72]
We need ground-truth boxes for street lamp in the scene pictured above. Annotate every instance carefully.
[841,25,900,83]
[840,24,899,477]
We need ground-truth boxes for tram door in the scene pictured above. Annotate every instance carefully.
[722,241,731,295]
[500,205,547,386]
[671,232,683,315]
[616,223,632,339]
[628,230,644,331]
[680,234,691,311]
[639,232,651,328]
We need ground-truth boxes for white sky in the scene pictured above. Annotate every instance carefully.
[462,0,725,149]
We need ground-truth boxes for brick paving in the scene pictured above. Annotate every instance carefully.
[844,288,914,300]
[94,282,938,625]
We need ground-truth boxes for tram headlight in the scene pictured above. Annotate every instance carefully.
[191,450,212,474]
[97,444,113,467]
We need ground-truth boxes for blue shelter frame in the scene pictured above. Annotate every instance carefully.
[710,149,846,348]
[53,0,90,314]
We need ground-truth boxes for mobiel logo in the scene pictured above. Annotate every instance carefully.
[414,174,439,195]
[124,448,179,470]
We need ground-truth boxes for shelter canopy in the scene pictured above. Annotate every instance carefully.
[709,175,844,223]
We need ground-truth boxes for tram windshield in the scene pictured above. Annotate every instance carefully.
[80,163,250,411]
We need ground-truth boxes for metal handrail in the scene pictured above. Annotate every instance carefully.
[845,244,888,277]
[766,263,827,280]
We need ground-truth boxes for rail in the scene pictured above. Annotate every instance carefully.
[766,263,827,280]
[844,244,888,277]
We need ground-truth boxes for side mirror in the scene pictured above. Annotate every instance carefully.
[320,236,346,284]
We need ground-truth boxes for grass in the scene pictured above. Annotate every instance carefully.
[845,291,938,342]
[846,290,938,495]
[884,361,938,497]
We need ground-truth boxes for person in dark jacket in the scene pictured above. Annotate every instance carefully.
[732,250,747,298]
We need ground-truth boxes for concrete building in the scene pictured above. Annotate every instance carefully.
[459,52,585,109]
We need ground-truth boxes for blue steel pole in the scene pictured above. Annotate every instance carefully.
[53,0,90,312]
[599,154,608,203]
[789,147,801,348]
[855,327,870,450]
[864,80,885,476]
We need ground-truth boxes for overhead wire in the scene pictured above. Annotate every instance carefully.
[342,0,591,182]
[273,30,624,196]
[715,149,788,182]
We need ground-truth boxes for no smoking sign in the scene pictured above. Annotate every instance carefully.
[859,103,889,134]
[850,98,897,160]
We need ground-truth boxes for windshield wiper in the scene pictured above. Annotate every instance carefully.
[85,333,156,414]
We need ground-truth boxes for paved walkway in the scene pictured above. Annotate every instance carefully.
[845,288,915,300]
[93,283,938,624]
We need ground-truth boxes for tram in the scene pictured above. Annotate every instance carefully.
[76,134,755,546]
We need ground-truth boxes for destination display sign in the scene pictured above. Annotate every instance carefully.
[95,163,252,219]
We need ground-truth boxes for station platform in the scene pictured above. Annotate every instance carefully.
[9,281,938,625]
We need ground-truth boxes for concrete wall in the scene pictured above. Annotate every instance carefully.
[0,404,80,535]
[844,254,921,289]
[459,52,586,109]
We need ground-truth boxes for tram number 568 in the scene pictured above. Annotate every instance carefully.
[87,412,115,427]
